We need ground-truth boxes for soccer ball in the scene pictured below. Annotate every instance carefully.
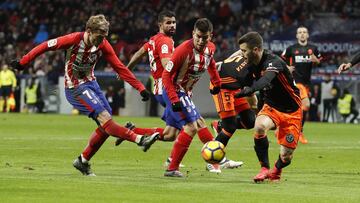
[201,141,225,164]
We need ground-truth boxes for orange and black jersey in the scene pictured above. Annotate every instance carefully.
[217,55,254,90]
[252,50,301,113]
[281,43,322,85]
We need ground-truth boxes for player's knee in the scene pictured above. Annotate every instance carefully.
[163,132,177,141]
[254,123,267,134]
[97,110,112,126]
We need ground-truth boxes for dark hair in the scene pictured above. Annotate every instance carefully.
[194,18,213,33]
[238,32,263,49]
[158,10,176,23]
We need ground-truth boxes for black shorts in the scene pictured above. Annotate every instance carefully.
[0,85,12,97]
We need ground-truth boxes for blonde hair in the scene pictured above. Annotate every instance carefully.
[86,14,109,32]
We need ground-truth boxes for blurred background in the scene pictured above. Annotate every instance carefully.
[0,0,359,123]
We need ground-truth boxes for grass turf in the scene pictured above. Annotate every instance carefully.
[0,113,360,203]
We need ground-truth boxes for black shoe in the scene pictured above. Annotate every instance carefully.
[138,132,159,152]
[73,156,96,176]
[115,122,136,146]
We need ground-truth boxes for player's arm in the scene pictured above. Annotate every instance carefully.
[235,71,277,98]
[310,47,322,65]
[207,58,221,94]
[338,51,360,73]
[127,46,147,70]
[162,45,187,108]
[102,41,150,100]
[158,38,174,69]
[15,33,79,69]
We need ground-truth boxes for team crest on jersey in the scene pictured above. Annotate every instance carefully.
[161,44,169,54]
[165,61,174,72]
[286,134,295,143]
[47,39,57,48]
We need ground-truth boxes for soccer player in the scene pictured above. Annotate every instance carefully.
[236,32,302,182]
[115,10,178,143]
[10,14,159,176]
[114,10,183,166]
[338,51,360,73]
[0,64,17,112]
[281,26,322,144]
[210,51,257,153]
[161,18,224,177]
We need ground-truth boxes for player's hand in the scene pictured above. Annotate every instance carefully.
[287,65,295,74]
[10,60,25,71]
[140,90,151,101]
[171,101,182,112]
[210,86,221,95]
[234,86,254,98]
[309,54,320,64]
[337,63,352,74]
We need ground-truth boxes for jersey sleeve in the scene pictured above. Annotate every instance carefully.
[350,51,360,66]
[102,40,146,92]
[264,58,284,74]
[162,43,188,103]
[20,32,80,66]
[207,58,221,87]
[143,41,150,51]
[157,37,173,59]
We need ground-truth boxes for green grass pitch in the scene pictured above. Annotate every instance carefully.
[0,113,360,203]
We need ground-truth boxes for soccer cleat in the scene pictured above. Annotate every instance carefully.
[115,122,136,146]
[298,132,308,144]
[206,163,222,173]
[253,167,270,183]
[268,167,282,182]
[72,156,96,176]
[138,132,160,152]
[220,158,244,169]
[164,170,184,177]
[211,120,222,134]
[164,157,185,168]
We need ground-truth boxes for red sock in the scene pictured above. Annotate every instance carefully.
[197,127,214,144]
[133,127,164,137]
[168,131,193,171]
[82,128,109,161]
[154,128,164,140]
[102,119,137,142]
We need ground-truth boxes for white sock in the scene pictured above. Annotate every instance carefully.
[135,135,142,144]
[81,154,88,163]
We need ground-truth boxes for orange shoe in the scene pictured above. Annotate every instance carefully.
[268,167,282,182]
[299,132,308,144]
[253,167,269,183]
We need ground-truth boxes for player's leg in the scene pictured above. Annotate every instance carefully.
[299,97,310,144]
[0,95,4,112]
[253,104,278,182]
[164,92,198,177]
[268,107,301,182]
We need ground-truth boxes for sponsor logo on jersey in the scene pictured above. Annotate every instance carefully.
[47,39,57,48]
[295,55,312,63]
[165,61,174,72]
[161,44,169,54]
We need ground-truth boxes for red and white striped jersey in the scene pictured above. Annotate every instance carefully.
[20,32,145,92]
[162,39,221,103]
[143,33,174,95]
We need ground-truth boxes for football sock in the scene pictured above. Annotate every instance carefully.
[5,100,10,112]
[197,127,214,144]
[81,154,88,163]
[102,119,139,143]
[215,129,233,147]
[82,127,110,161]
[168,131,193,171]
[254,135,270,168]
[275,155,291,169]
[154,128,165,140]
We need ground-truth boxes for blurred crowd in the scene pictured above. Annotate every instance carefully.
[1,0,359,73]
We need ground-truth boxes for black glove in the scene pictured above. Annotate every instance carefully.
[10,60,25,71]
[140,90,151,101]
[171,101,182,112]
[234,86,254,98]
[210,86,221,95]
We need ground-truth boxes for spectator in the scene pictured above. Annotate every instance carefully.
[321,74,338,122]
[337,89,359,123]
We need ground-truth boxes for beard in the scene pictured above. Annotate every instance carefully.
[164,29,176,37]
[247,51,258,65]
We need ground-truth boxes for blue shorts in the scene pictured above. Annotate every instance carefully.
[162,90,201,129]
[154,94,166,107]
[65,81,112,121]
